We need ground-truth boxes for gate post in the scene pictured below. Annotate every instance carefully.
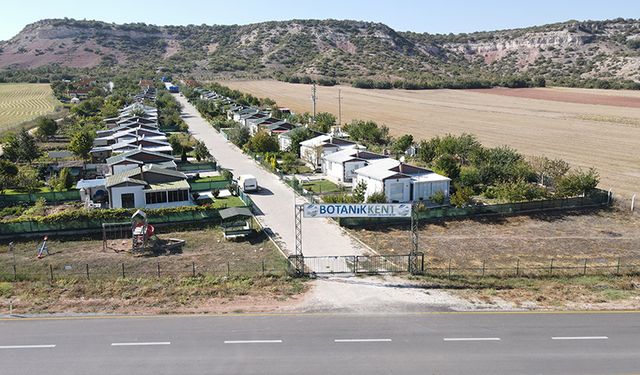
[290,204,305,276]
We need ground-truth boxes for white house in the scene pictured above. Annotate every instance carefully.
[322,149,388,184]
[299,135,359,170]
[353,159,450,203]
[106,165,191,209]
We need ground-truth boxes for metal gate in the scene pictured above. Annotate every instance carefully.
[302,253,423,275]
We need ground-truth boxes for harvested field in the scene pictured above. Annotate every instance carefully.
[0,83,59,131]
[223,80,640,197]
[349,209,640,276]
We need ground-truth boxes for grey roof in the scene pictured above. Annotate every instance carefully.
[219,207,253,220]
[106,164,187,188]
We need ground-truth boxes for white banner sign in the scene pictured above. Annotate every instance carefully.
[303,203,412,218]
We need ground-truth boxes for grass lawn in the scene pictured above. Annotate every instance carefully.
[301,179,342,194]
[209,195,245,208]
[193,175,227,183]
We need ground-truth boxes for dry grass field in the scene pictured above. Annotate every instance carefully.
[0,83,59,132]
[223,80,640,198]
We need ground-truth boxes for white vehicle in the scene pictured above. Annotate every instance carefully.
[238,174,258,192]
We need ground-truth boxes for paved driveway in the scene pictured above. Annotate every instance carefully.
[175,95,367,265]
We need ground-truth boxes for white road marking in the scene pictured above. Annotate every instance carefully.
[444,337,501,341]
[224,340,283,344]
[334,339,392,343]
[111,342,171,346]
[551,336,609,340]
[0,344,56,349]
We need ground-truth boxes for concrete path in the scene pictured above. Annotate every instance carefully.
[1,312,639,374]
[176,95,367,265]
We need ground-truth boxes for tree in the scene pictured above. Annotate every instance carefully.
[311,112,336,133]
[1,132,21,162]
[244,130,279,153]
[555,168,599,198]
[392,134,414,156]
[193,140,211,162]
[35,117,58,139]
[458,166,481,190]
[221,169,233,181]
[168,133,195,162]
[529,156,570,187]
[366,191,387,203]
[15,166,41,193]
[56,167,74,191]
[288,127,313,155]
[352,180,367,203]
[417,139,437,164]
[16,128,40,162]
[430,190,446,205]
[433,154,460,180]
[228,127,251,148]
[450,186,474,207]
[0,160,18,193]
[68,130,95,159]
[343,119,390,146]
[281,152,298,174]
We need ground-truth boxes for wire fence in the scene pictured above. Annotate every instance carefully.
[0,190,80,206]
[0,259,289,282]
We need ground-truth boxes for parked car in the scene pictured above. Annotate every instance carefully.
[238,174,258,192]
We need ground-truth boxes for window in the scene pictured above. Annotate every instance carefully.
[121,193,135,208]
[145,191,167,204]
[168,189,189,202]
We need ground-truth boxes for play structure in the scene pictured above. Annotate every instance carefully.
[36,236,50,259]
[102,210,185,254]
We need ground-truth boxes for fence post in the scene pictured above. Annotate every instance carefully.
[262,260,265,276]
[13,264,17,281]
[516,259,520,277]
[616,257,621,275]
[353,256,358,274]
[157,262,160,278]
[227,262,230,277]
[121,263,125,279]
[481,260,486,277]
[549,259,554,276]
[583,259,587,276]
[448,259,452,278]
[86,264,90,280]
[192,261,196,277]
[49,264,54,283]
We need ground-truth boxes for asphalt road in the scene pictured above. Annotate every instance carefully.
[0,312,638,375]
[175,94,368,265]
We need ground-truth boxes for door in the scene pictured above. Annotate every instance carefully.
[121,193,135,208]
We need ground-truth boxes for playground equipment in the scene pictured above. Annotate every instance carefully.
[102,210,184,254]
[219,207,254,240]
[36,236,50,259]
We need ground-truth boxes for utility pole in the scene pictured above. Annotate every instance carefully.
[337,89,343,127]
[311,83,317,123]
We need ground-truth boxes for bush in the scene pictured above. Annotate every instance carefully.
[430,190,446,205]
[322,193,356,203]
[366,191,387,203]
[450,186,474,207]
[555,168,599,198]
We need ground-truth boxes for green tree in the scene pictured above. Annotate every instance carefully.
[228,127,251,148]
[244,130,279,153]
[1,132,21,162]
[417,139,437,164]
[68,130,95,159]
[366,191,387,203]
[433,154,460,180]
[15,166,41,193]
[392,134,414,156]
[221,169,233,181]
[450,186,474,207]
[0,160,18,193]
[168,133,195,162]
[193,140,211,162]
[288,127,313,155]
[352,180,367,203]
[343,119,390,146]
[555,168,599,198]
[281,152,298,174]
[311,112,336,133]
[430,190,446,205]
[17,128,40,162]
[35,117,58,139]
[56,167,74,191]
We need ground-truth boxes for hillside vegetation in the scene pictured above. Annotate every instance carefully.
[1,18,640,88]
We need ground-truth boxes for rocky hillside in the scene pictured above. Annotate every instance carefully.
[1,18,639,87]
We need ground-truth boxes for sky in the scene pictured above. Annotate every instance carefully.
[1,0,639,40]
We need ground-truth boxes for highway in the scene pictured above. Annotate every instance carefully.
[1,312,639,374]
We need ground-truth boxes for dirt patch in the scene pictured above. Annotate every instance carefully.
[467,87,640,108]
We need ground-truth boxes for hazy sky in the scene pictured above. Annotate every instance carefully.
[2,0,638,40]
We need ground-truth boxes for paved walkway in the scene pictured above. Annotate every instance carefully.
[175,95,367,266]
